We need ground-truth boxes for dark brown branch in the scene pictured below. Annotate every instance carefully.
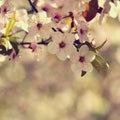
[19,37,52,46]
[28,0,38,13]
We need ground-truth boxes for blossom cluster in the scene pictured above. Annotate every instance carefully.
[0,0,119,76]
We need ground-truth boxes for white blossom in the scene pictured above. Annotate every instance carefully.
[109,1,120,21]
[48,32,75,60]
[70,45,95,73]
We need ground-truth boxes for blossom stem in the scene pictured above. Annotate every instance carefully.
[22,32,28,42]
[73,40,96,52]
[28,0,38,13]
[19,37,52,46]
[9,30,23,36]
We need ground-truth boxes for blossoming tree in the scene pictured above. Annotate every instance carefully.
[0,0,119,76]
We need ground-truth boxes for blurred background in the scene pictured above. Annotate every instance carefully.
[0,0,120,120]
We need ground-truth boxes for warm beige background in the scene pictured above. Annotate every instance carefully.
[0,0,120,120]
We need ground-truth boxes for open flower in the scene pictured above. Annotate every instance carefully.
[0,0,14,19]
[76,21,89,42]
[29,11,51,29]
[70,45,95,74]
[28,11,52,39]
[48,32,75,60]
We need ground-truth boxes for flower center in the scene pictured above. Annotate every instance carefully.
[79,56,85,62]
[37,23,42,30]
[3,7,8,14]
[53,14,61,23]
[59,41,66,48]
[42,6,49,12]
[80,29,83,34]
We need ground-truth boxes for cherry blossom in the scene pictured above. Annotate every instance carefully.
[0,0,113,76]
[62,0,85,15]
[0,0,14,19]
[109,1,120,21]
[48,32,75,60]
[28,11,51,38]
[70,45,95,74]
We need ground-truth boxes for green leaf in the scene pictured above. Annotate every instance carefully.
[96,55,106,63]
[96,55,109,69]
[91,59,102,73]
[96,40,107,50]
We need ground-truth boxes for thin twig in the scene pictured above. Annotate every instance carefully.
[9,30,23,36]
[28,0,38,13]
[19,37,52,46]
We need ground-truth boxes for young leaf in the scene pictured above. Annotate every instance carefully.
[96,40,107,50]
[91,59,102,73]
[96,55,109,69]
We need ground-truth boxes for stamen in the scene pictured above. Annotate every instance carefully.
[37,23,42,30]
[79,56,85,62]
[59,41,66,48]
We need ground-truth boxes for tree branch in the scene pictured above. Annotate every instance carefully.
[28,0,38,13]
[19,37,52,46]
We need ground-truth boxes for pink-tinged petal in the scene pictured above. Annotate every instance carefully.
[85,51,95,62]
[64,44,74,56]
[57,50,67,61]
[70,48,80,63]
[48,32,75,61]
[29,42,38,52]
[79,45,89,56]
[83,62,93,72]
[47,42,59,54]
[71,63,82,73]
[65,33,75,43]
[52,32,64,43]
